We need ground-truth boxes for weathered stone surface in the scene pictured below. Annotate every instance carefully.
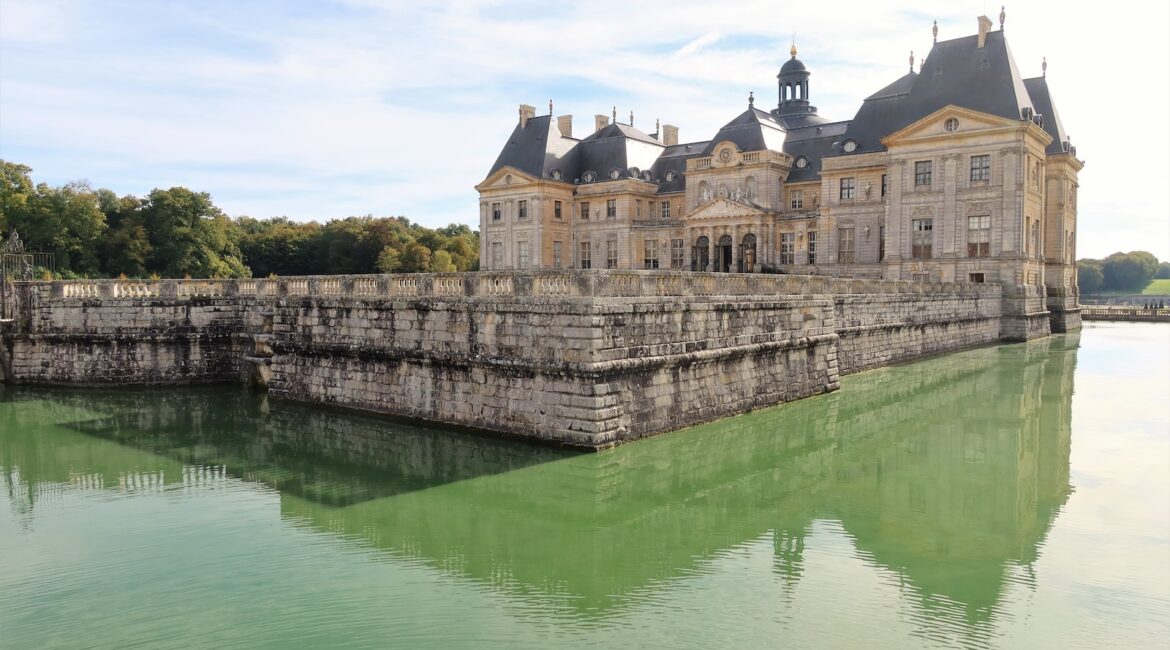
[1,271,1017,448]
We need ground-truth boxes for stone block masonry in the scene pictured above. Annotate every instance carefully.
[2,271,1015,448]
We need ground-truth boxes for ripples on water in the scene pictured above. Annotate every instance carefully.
[1,323,1168,649]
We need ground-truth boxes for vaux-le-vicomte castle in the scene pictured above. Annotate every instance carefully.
[477,11,1082,332]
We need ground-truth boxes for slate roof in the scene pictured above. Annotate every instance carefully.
[487,115,578,180]
[840,30,1035,153]
[1022,76,1070,155]
[702,107,788,156]
[783,122,850,183]
[650,142,709,194]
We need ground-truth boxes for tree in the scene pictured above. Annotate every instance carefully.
[398,242,432,272]
[9,181,108,275]
[1077,259,1103,294]
[0,160,34,233]
[375,246,401,273]
[1156,262,1170,280]
[429,249,457,273]
[1102,251,1158,292]
[139,187,249,278]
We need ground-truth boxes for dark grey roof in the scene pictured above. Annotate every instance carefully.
[574,122,664,183]
[1023,76,1069,155]
[702,107,787,155]
[783,125,846,183]
[486,115,578,179]
[840,30,1034,153]
[779,56,807,75]
[865,71,917,100]
[650,141,709,194]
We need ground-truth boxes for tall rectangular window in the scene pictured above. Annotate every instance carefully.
[554,200,562,220]
[970,155,990,182]
[643,239,659,269]
[837,227,855,263]
[517,240,530,268]
[606,238,618,269]
[579,241,591,269]
[967,215,990,257]
[807,231,817,264]
[881,174,888,198]
[553,241,563,268]
[606,198,617,219]
[790,190,803,210]
[840,178,856,200]
[492,203,502,221]
[780,233,795,265]
[660,201,670,219]
[878,225,886,262]
[915,161,932,186]
[518,200,528,219]
[912,218,933,259]
[491,241,503,268]
[580,201,590,220]
[671,239,685,268]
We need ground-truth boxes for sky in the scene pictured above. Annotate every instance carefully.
[1,0,1167,260]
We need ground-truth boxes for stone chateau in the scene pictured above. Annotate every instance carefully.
[477,11,1082,332]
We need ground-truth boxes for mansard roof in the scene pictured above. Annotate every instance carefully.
[650,141,709,194]
[701,107,788,156]
[841,30,1036,153]
[486,114,578,180]
[1022,76,1070,155]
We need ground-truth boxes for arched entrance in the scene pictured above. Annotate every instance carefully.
[739,233,757,273]
[715,235,733,272]
[692,236,710,271]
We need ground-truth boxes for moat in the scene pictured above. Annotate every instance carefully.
[2,322,1167,648]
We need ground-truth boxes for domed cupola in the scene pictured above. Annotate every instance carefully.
[774,43,821,125]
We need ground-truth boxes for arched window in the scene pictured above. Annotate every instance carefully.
[745,176,757,200]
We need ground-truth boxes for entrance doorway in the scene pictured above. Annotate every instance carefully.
[692,236,710,271]
[715,235,733,272]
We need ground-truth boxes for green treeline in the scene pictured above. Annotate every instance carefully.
[0,160,478,279]
[1077,252,1169,294]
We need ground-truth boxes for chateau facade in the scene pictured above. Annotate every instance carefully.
[476,13,1082,331]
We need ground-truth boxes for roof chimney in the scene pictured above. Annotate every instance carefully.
[661,124,679,147]
[594,114,609,133]
[557,115,573,138]
[977,15,993,48]
[519,104,536,128]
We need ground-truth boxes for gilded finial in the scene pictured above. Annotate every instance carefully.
[909,50,914,73]
[748,91,755,107]
[999,5,1006,30]
[1042,56,1047,77]
[932,20,938,43]
[790,33,797,58]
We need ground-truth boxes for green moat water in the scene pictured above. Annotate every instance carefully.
[2,323,1168,648]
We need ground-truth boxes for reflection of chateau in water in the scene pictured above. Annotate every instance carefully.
[0,334,1077,633]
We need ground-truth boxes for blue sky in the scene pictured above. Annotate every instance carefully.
[1,0,1167,260]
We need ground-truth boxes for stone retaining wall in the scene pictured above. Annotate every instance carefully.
[3,271,1015,447]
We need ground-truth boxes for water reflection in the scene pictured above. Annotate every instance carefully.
[0,334,1078,637]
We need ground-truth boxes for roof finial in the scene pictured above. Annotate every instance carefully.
[549,99,553,114]
[656,117,660,133]
[932,20,938,43]
[630,109,634,126]
[909,50,915,73]
[920,59,924,73]
[790,33,797,59]
[612,105,617,121]
[999,5,1006,30]
[748,91,755,107]
[1042,56,1047,77]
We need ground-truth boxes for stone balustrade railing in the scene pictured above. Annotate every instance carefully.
[28,270,1003,302]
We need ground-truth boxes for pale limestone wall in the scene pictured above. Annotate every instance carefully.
[4,271,1007,448]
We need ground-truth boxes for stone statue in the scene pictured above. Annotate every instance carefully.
[732,187,743,202]
[864,182,872,199]
[701,186,711,202]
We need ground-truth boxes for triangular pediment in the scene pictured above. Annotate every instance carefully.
[475,166,539,191]
[685,196,765,220]
[882,105,1019,147]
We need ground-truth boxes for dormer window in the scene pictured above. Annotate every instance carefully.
[583,171,596,182]
[795,156,808,169]
[665,171,676,182]
[842,139,857,153]
[609,169,621,180]
[551,169,562,180]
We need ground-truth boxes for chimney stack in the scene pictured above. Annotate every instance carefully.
[976,15,993,48]
[557,115,573,138]
[661,124,679,147]
[595,114,609,133]
[519,104,536,127]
